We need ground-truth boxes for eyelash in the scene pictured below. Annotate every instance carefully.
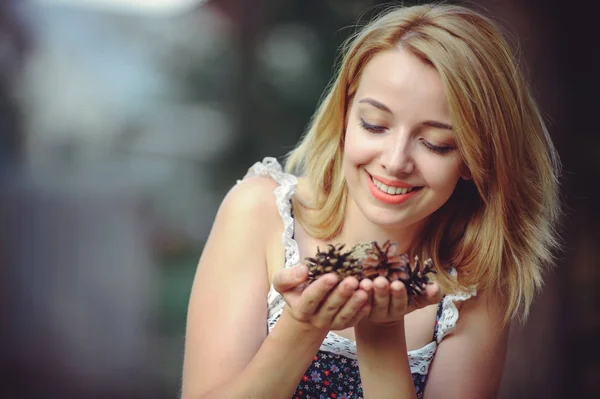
[421,141,456,154]
[359,118,456,154]
[359,118,386,133]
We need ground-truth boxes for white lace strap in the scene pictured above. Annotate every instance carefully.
[435,268,477,343]
[238,157,299,268]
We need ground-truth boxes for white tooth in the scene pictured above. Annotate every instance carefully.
[373,177,416,195]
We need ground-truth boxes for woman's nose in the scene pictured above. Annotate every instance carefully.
[380,136,415,176]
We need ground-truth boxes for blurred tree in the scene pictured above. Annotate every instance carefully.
[0,0,30,170]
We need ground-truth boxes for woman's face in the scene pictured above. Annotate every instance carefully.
[343,48,468,232]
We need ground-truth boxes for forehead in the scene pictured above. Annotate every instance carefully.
[354,48,449,115]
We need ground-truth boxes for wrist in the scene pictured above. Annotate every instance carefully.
[355,318,405,333]
[353,319,414,398]
[278,305,330,340]
[355,319,406,347]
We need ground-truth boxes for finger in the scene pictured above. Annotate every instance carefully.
[343,300,372,328]
[389,280,408,319]
[371,276,390,320]
[294,273,339,319]
[331,288,368,329]
[425,282,442,302]
[315,277,359,325]
[358,278,374,294]
[408,282,442,311]
[273,264,308,293]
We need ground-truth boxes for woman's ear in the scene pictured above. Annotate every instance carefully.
[460,163,472,180]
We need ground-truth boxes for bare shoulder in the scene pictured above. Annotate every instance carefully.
[424,290,510,399]
[221,175,282,224]
[455,288,508,333]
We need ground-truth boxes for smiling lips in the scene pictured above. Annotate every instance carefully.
[367,173,422,205]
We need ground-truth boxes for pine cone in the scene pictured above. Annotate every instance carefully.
[360,240,410,281]
[305,244,362,284]
[304,240,437,299]
[401,255,436,297]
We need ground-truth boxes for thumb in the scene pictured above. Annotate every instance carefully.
[273,264,308,293]
[410,282,442,310]
[424,281,442,303]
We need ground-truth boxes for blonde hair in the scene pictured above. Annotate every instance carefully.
[285,3,561,323]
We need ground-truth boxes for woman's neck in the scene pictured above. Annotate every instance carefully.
[338,196,422,255]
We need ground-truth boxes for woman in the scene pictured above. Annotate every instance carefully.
[181,3,561,398]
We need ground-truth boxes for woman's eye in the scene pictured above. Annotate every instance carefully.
[421,139,456,154]
[360,118,387,133]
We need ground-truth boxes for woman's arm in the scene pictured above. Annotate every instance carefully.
[354,277,442,398]
[354,278,438,398]
[355,322,416,398]
[196,312,329,399]
[181,177,324,399]
[423,290,510,399]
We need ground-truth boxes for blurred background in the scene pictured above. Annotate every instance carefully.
[0,0,597,398]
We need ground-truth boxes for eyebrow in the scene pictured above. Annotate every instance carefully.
[358,97,453,130]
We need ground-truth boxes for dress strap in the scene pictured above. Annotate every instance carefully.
[432,296,445,341]
[434,268,477,343]
[239,157,300,268]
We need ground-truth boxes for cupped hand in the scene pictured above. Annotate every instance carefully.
[272,264,371,331]
[357,276,442,326]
